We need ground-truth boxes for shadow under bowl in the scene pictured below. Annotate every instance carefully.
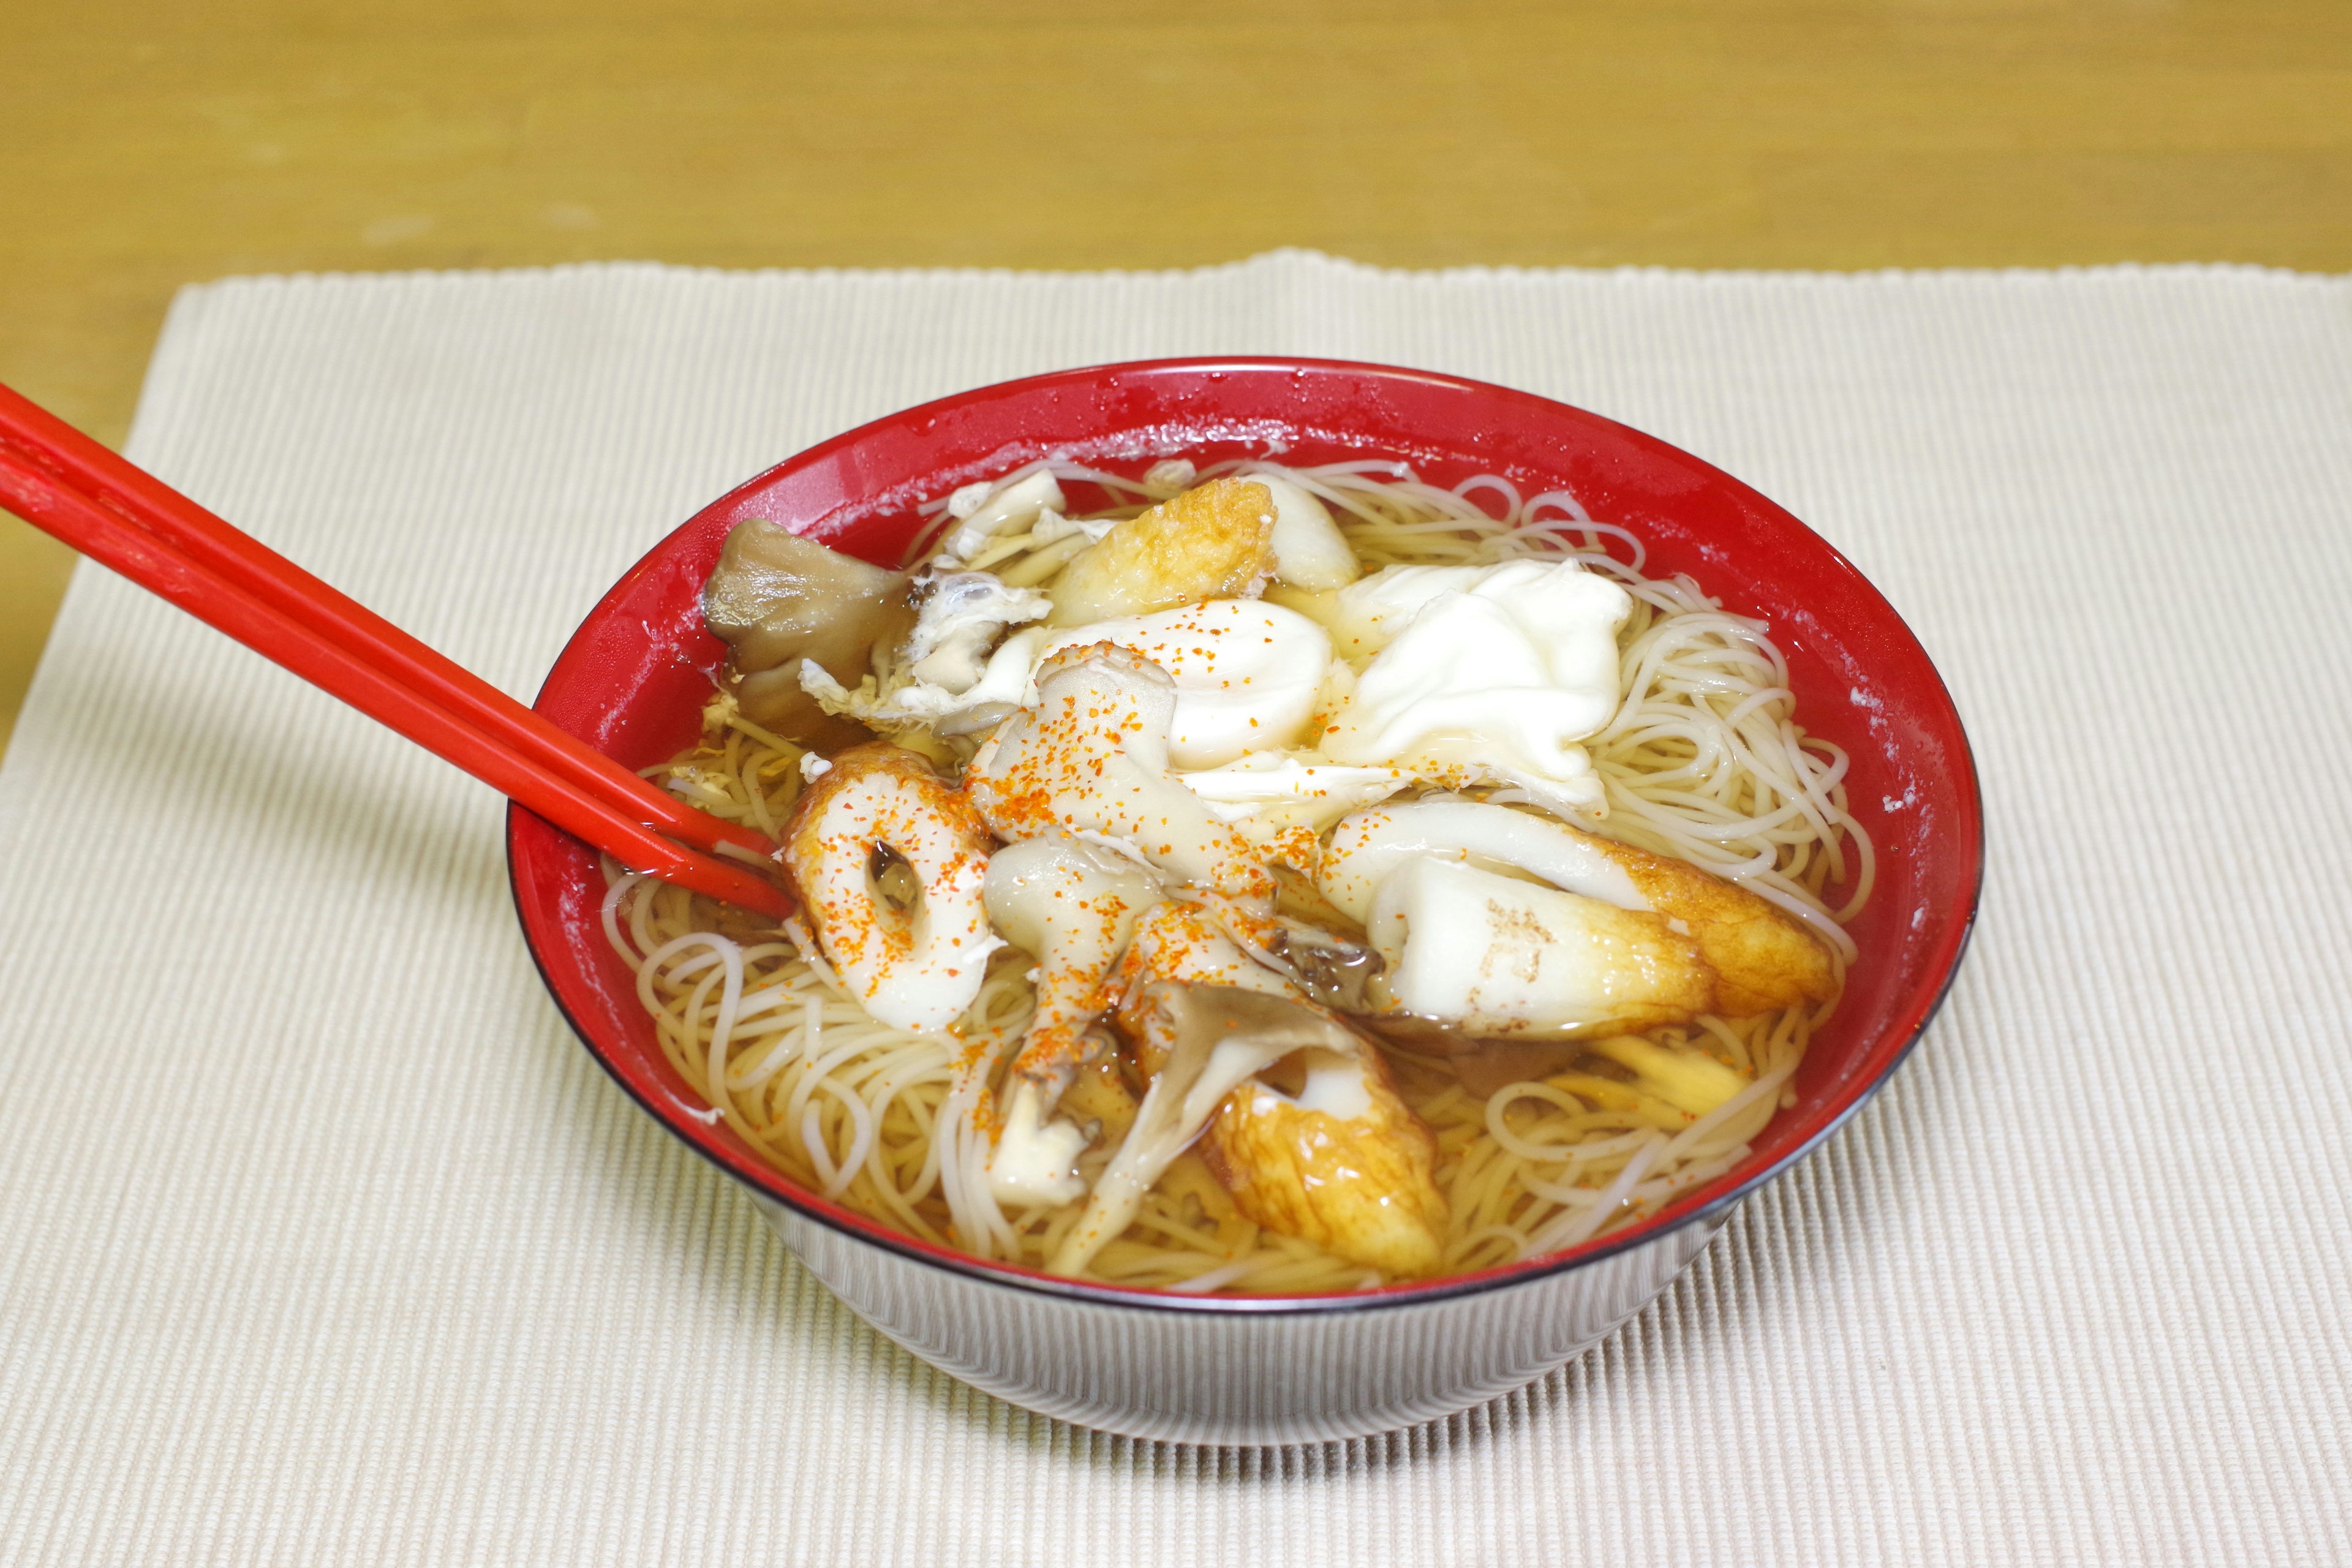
[510,358,1982,1446]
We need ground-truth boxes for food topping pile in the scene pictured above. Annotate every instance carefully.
[614,459,1861,1291]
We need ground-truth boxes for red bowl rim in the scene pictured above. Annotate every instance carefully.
[513,356,1985,1317]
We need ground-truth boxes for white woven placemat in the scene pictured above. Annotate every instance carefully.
[4,253,2348,1565]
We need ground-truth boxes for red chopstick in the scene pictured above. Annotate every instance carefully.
[0,389,797,922]
[0,383,774,864]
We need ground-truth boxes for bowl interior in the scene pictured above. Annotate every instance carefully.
[513,358,1981,1304]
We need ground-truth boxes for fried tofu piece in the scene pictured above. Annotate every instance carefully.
[1583,837,1839,1016]
[1047,478,1279,627]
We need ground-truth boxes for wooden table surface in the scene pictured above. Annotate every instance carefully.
[5,0,2348,755]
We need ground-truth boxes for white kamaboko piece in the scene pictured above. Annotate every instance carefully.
[937,469,1066,565]
[1331,799,1841,1019]
[1240,471,1361,590]
[981,836,1158,1207]
[1175,751,1409,827]
[1365,857,1713,1038]
[965,646,1277,910]
[1317,799,1649,922]
[780,745,1002,1033]
[1319,560,1632,810]
[1115,898,1302,1001]
[1041,598,1332,770]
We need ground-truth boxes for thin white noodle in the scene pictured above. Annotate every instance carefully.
[1526,1137,1664,1254]
[1164,1259,1255,1295]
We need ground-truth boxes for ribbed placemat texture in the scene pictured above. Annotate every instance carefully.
[3,254,2348,1565]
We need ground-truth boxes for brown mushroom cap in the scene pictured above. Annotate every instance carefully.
[703,519,916,747]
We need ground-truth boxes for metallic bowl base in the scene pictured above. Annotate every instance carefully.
[753,1194,1725,1446]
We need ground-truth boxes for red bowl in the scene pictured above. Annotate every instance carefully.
[511,358,1981,1444]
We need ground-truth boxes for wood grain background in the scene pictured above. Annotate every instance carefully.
[5,0,2347,752]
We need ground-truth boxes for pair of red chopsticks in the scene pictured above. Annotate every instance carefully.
[0,383,797,922]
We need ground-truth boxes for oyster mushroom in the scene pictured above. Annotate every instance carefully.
[934,469,1067,567]
[979,835,1158,1207]
[702,519,915,748]
[798,571,1055,739]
